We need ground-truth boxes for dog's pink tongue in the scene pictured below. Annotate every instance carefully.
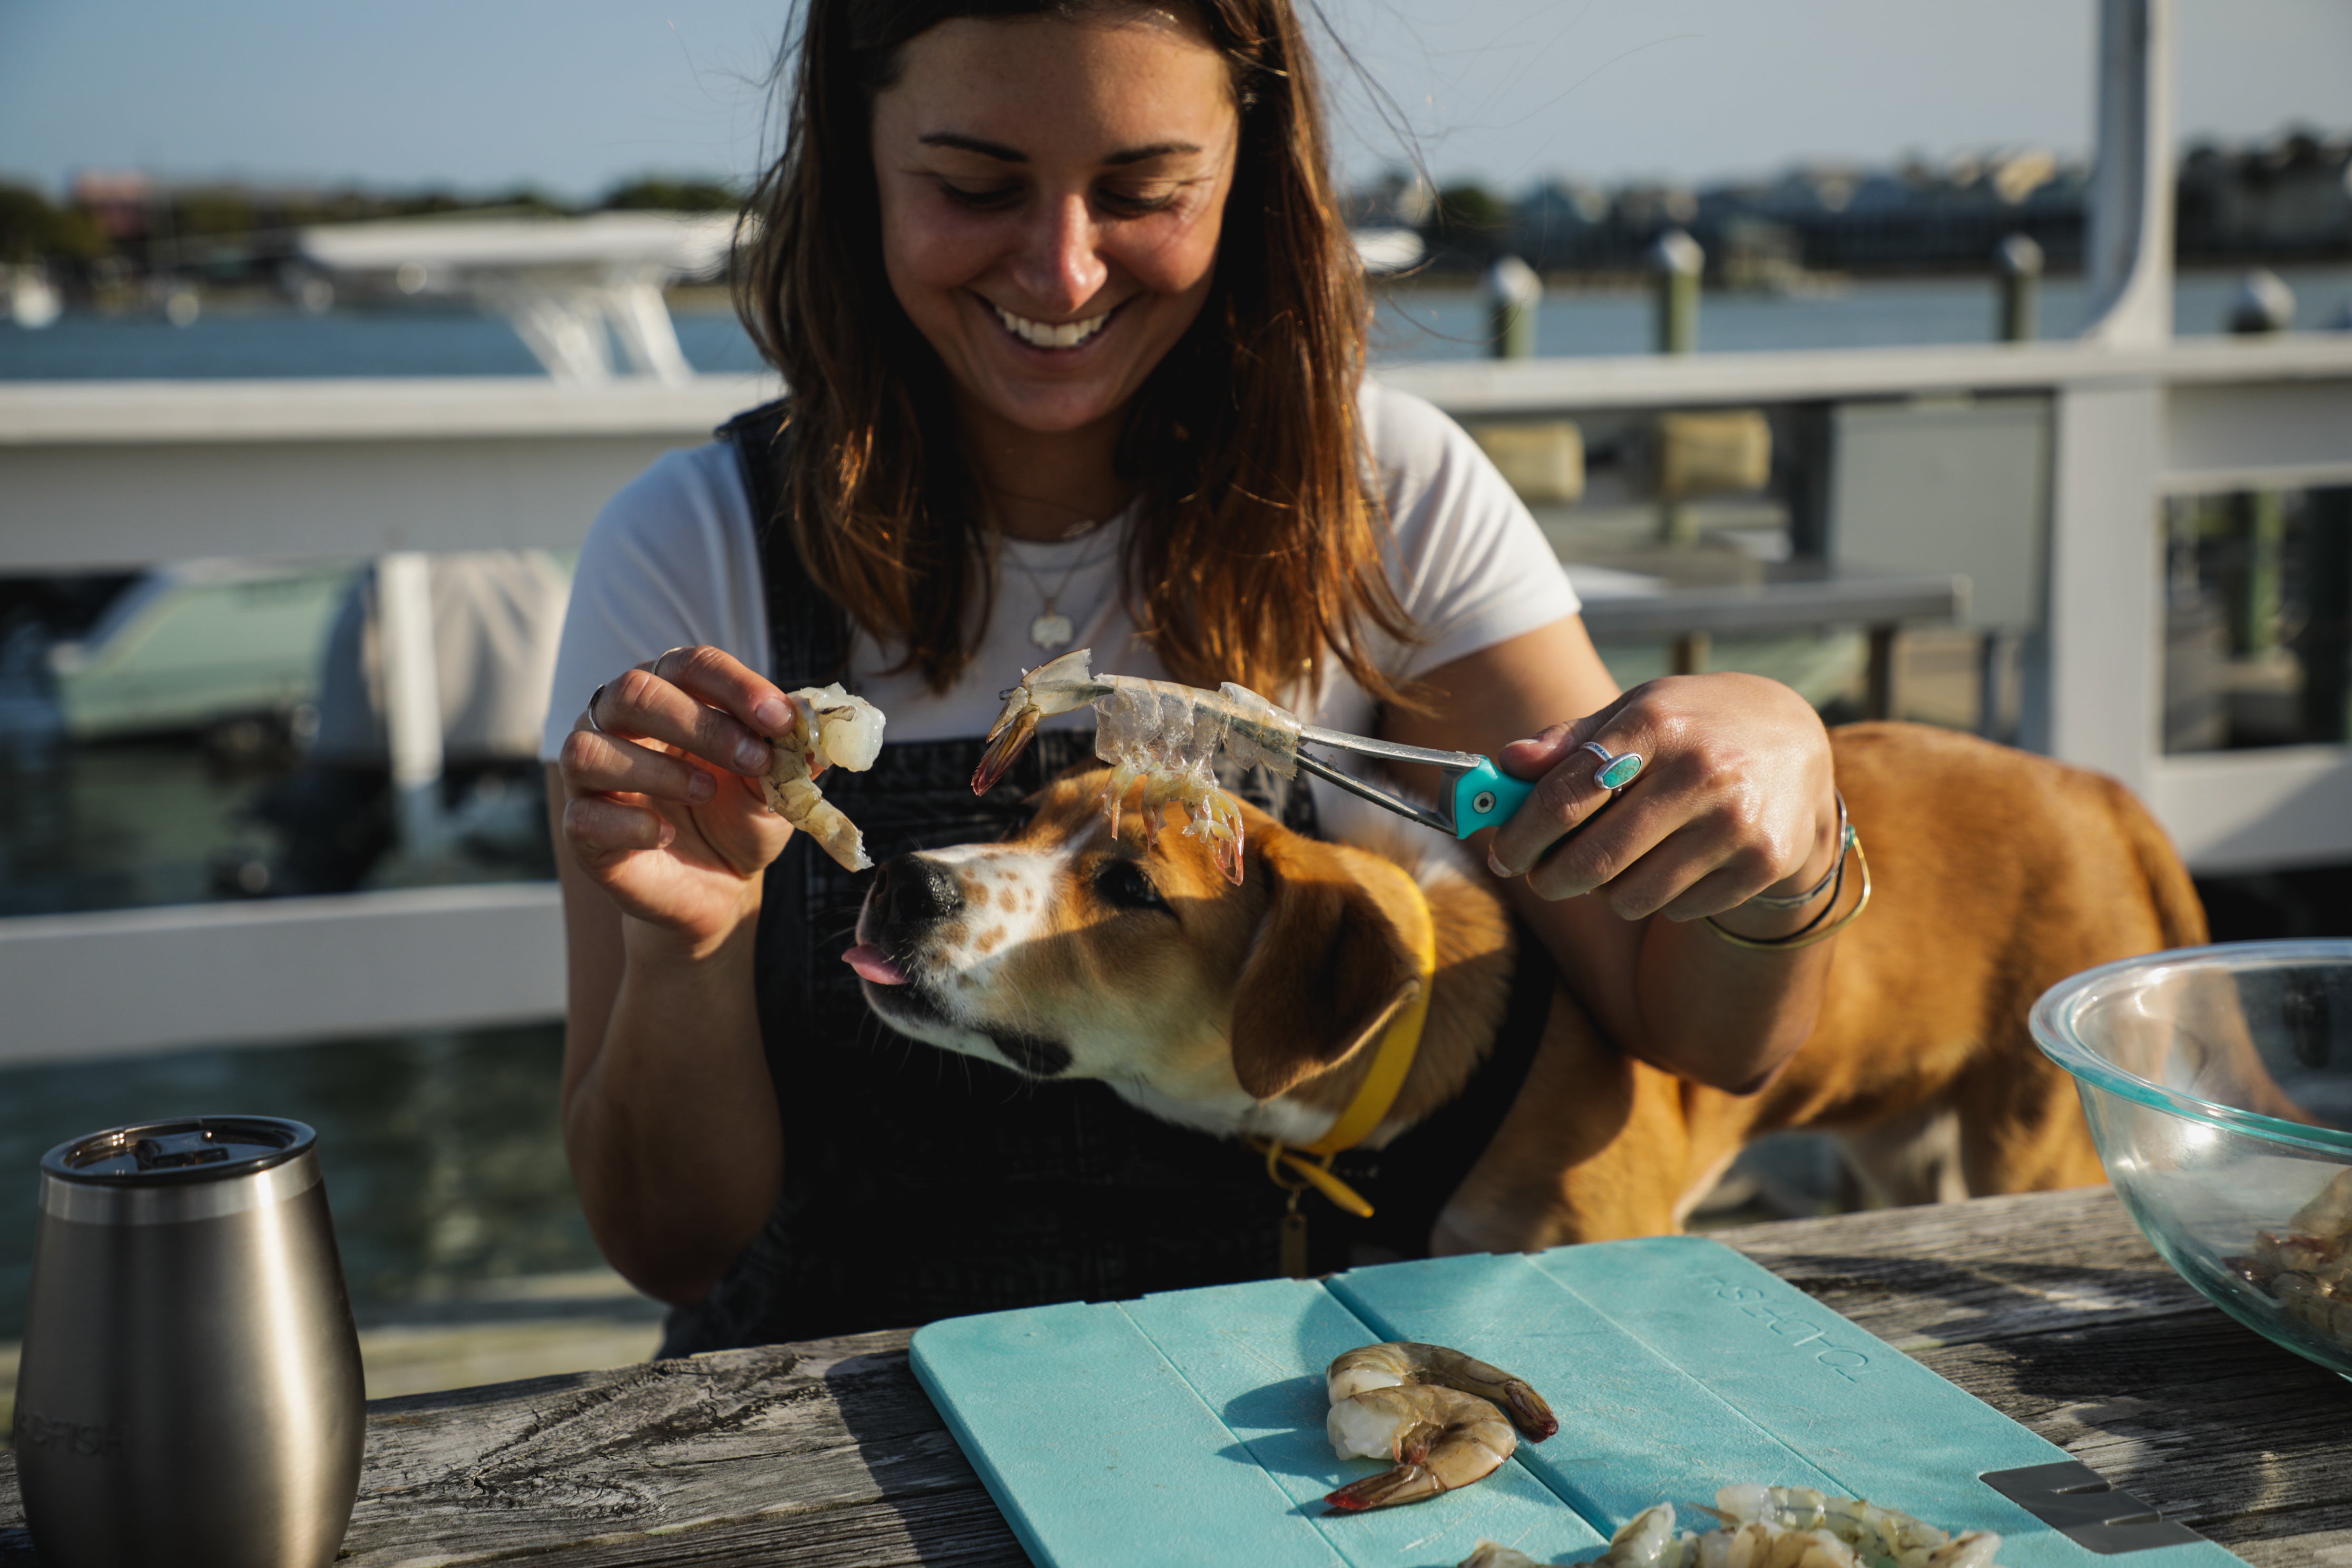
[844,945,909,986]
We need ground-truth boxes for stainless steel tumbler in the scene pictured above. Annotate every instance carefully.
[14,1116,365,1568]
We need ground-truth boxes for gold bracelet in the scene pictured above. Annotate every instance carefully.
[1704,836,1871,952]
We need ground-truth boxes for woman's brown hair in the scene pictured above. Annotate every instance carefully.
[738,0,1414,703]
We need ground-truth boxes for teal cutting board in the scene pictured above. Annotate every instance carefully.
[911,1236,2228,1568]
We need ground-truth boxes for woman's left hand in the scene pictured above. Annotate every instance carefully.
[1483,672,1840,923]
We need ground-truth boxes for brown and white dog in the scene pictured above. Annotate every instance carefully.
[845,722,2204,1252]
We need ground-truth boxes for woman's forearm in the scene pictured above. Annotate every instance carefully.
[1505,884,1828,1093]
[562,913,782,1305]
[1498,759,1846,1095]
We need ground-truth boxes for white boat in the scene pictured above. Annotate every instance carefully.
[46,561,357,740]
[298,211,739,385]
[6,266,62,329]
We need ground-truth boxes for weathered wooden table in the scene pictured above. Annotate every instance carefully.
[4,1187,2348,1566]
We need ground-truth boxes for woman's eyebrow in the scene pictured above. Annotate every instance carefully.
[1103,141,1203,166]
[919,132,1026,162]
[915,133,1204,166]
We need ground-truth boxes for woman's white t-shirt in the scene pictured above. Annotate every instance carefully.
[538,382,1579,777]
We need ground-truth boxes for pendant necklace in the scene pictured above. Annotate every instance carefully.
[999,525,1115,652]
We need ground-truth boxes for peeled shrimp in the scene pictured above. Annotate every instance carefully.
[2292,1169,2352,1240]
[1460,1545,1550,1568]
[1558,1486,2007,1568]
[1325,1383,1517,1511]
[1327,1340,1558,1440]
[2233,1170,2352,1346]
[1456,1492,2008,1568]
[971,649,1302,884]
[1455,1505,1690,1568]
[763,683,886,871]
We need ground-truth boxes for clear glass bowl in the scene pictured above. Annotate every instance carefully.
[2032,940,2352,1378]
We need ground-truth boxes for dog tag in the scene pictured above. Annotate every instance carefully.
[1279,1206,1309,1279]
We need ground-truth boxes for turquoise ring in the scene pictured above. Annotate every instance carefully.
[1580,740,1644,792]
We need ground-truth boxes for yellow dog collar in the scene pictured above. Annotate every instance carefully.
[1247,866,1437,1222]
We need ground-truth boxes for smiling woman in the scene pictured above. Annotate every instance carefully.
[737,0,1414,702]
[875,17,1236,438]
[543,0,1850,1359]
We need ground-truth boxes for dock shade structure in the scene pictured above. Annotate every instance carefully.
[297,211,739,385]
[3,0,2352,1060]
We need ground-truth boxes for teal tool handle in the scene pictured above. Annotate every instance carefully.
[1449,759,1534,837]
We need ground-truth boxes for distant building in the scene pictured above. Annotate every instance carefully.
[2178,131,2352,259]
[72,171,155,245]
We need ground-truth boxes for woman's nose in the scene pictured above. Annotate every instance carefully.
[1011,192,1109,316]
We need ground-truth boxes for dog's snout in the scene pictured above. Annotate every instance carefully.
[875,855,963,927]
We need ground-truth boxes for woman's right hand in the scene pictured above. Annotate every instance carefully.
[555,644,801,955]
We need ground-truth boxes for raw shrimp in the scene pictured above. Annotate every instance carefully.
[1455,1492,2010,1568]
[2292,1169,2352,1240]
[1713,1484,1988,1567]
[1596,1503,1684,1565]
[1458,1542,1552,1568]
[1455,1505,1691,1568]
[971,649,1303,884]
[1327,1341,1559,1440]
[1459,1544,1549,1568]
[1324,1384,1517,1511]
[763,684,886,871]
[2230,1169,2352,1347]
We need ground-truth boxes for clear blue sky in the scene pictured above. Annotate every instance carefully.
[1,0,2345,200]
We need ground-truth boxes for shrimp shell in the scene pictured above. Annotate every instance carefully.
[1327,1340,1559,1440]
[974,650,1302,883]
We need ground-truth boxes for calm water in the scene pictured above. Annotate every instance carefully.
[1373,266,2352,359]
[4,267,2349,381]
[4,263,2348,1340]
[0,1024,593,1341]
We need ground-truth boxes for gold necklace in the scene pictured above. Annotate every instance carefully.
[996,521,1118,652]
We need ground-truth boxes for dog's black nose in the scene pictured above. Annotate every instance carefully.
[873,855,963,927]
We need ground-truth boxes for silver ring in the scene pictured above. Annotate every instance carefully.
[584,682,607,734]
[1579,739,1645,792]
[653,645,688,678]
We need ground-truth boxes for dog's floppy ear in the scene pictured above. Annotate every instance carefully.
[1229,833,1424,1101]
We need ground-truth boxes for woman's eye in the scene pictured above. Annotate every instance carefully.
[1095,859,1170,913]
[1096,187,1179,217]
[940,182,1020,210]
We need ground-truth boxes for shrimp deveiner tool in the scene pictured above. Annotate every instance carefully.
[1287,726,1534,839]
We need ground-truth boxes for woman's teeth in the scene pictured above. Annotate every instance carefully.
[994,304,1110,349]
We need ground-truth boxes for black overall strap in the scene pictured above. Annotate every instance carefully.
[722,399,850,690]
[720,399,841,1010]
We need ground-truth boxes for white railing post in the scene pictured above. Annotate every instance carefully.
[2081,0,2175,349]
[376,552,446,855]
[2024,0,2173,785]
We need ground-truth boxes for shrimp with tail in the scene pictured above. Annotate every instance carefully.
[1320,1340,1555,1512]
[1327,1340,1558,1441]
[763,683,886,871]
[971,649,1301,884]
[1324,1384,1518,1512]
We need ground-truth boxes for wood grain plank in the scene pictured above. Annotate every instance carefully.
[1718,1188,2220,1352]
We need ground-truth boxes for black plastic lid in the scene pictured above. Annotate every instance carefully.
[41,1117,316,1185]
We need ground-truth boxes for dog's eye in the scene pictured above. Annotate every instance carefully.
[1094,858,1170,914]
